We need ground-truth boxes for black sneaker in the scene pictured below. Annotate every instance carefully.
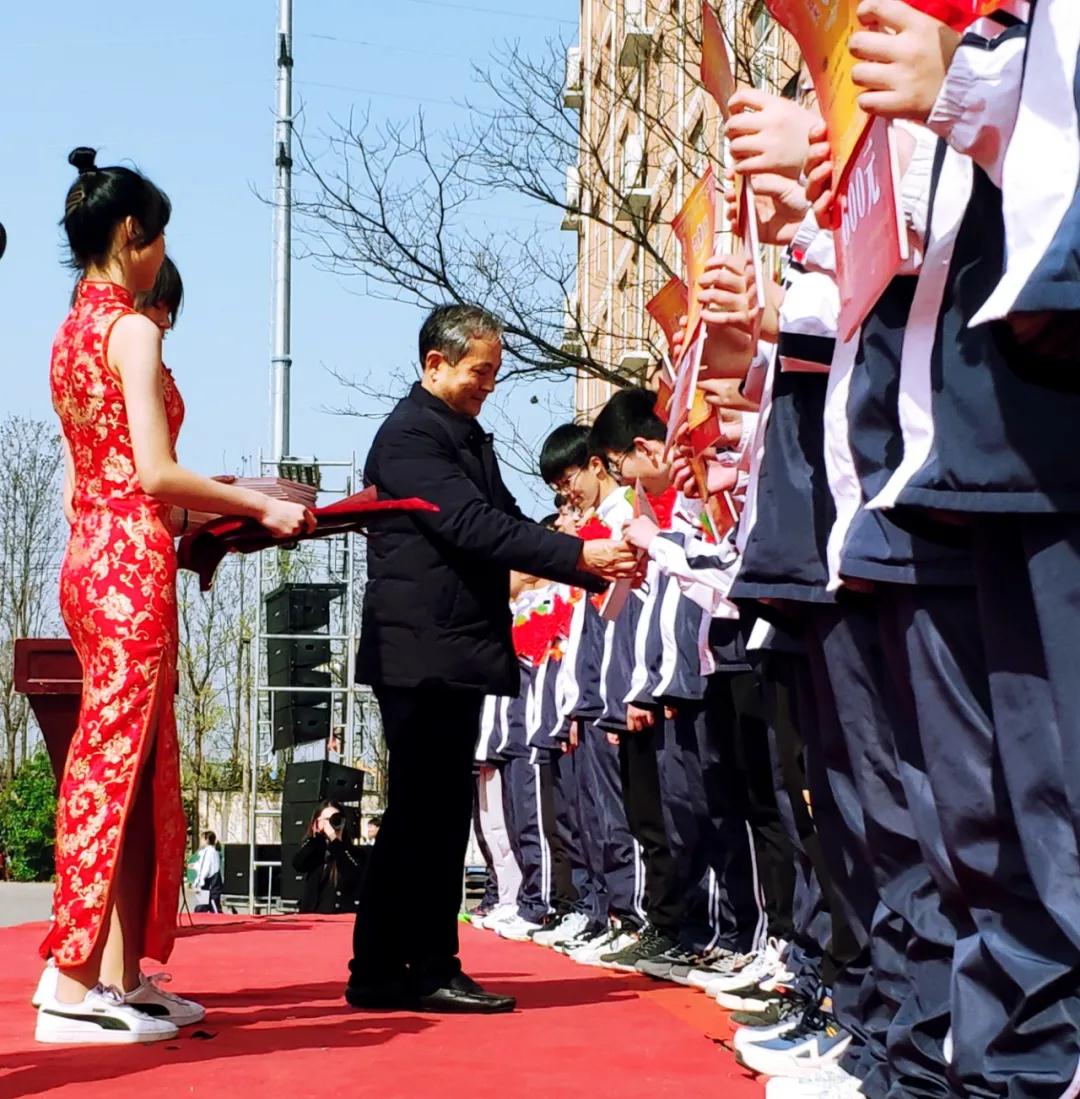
[730,990,808,1028]
[636,945,705,982]
[600,926,678,972]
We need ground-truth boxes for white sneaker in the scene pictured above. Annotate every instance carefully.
[32,958,58,1008]
[733,1012,805,1051]
[571,928,639,967]
[688,951,754,990]
[36,985,179,1045]
[123,973,205,1026]
[737,1008,852,1078]
[496,915,544,942]
[715,962,797,1013]
[531,911,590,948]
[476,904,517,930]
[765,1065,863,1097]
[556,925,608,955]
[707,938,791,999]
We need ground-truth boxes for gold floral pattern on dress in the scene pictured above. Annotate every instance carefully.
[45,280,187,970]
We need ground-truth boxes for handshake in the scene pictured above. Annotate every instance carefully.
[577,537,642,582]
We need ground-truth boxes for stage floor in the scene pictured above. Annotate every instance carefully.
[0,915,764,1098]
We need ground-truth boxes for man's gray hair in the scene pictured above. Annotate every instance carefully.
[419,303,504,367]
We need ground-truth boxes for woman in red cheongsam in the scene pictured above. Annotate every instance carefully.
[37,147,313,1046]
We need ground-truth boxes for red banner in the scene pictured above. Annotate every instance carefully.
[764,0,866,183]
[665,326,706,453]
[646,277,690,352]
[834,117,908,341]
[700,3,736,118]
[904,0,1007,30]
[672,168,718,346]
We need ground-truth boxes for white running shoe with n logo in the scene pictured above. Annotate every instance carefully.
[35,985,179,1045]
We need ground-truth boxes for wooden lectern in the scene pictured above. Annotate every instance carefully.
[12,639,82,780]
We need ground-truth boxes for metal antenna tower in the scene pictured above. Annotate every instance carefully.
[270,0,293,460]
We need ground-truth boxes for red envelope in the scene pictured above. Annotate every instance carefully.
[904,0,1006,29]
[178,487,439,591]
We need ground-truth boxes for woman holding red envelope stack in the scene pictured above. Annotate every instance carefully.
[36,147,314,1046]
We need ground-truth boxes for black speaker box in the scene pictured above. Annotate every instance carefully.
[280,844,307,903]
[282,760,363,804]
[271,696,331,751]
[280,803,360,847]
[222,843,282,896]
[266,638,332,687]
[264,582,344,635]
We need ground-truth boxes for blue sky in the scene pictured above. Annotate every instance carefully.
[1,0,577,506]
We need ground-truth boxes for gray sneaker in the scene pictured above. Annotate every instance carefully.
[686,950,754,989]
[636,945,705,982]
[670,947,740,987]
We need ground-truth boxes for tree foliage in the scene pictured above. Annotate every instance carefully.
[0,416,65,783]
[0,749,57,882]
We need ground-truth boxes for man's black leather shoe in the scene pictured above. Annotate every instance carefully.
[415,973,516,1014]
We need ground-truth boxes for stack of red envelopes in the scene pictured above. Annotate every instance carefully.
[178,486,438,591]
[230,477,318,509]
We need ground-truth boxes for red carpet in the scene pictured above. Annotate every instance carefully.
[0,916,764,1099]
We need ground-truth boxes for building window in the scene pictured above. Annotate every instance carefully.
[689,116,707,178]
[596,32,611,90]
[751,0,771,41]
[618,273,631,345]
[749,0,775,89]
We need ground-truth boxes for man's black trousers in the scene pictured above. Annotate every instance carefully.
[350,686,482,991]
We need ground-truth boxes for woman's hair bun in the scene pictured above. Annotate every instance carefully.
[68,147,98,174]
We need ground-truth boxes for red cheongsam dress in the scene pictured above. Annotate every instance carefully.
[45,280,187,968]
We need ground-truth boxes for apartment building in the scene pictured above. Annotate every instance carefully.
[562,0,798,418]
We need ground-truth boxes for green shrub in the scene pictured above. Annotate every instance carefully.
[0,750,57,882]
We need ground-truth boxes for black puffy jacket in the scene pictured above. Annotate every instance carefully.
[357,384,600,695]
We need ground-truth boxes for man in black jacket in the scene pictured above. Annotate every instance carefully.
[347,303,635,1014]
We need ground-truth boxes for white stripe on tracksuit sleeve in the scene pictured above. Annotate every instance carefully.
[646,531,741,618]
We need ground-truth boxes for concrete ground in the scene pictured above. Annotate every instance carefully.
[0,883,208,928]
[0,883,53,928]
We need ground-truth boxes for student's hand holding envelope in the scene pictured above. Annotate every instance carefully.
[724,167,810,247]
[849,0,962,123]
[726,88,820,180]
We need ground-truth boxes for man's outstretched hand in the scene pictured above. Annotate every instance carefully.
[578,537,640,580]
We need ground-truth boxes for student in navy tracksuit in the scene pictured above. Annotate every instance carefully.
[589,388,771,973]
[624,476,767,967]
[539,426,647,955]
[640,511,769,964]
[473,697,522,919]
[843,11,1080,1094]
[673,210,950,1091]
[522,588,593,942]
[578,396,693,969]
[490,589,548,934]
[727,244,865,1047]
[493,581,576,939]
[821,269,971,1099]
[758,114,997,1095]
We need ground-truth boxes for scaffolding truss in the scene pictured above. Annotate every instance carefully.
[244,453,383,912]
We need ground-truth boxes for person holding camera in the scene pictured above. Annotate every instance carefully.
[292,802,364,914]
